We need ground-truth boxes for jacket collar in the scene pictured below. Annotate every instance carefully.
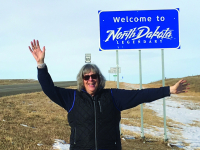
[81,87,103,97]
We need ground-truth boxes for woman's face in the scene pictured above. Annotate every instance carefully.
[83,71,99,96]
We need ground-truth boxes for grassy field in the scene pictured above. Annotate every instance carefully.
[1,77,197,150]
[148,75,200,103]
[0,79,38,85]
[149,75,200,93]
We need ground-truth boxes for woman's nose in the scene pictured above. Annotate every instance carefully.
[88,76,93,80]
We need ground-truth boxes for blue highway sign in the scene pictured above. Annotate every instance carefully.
[98,9,180,51]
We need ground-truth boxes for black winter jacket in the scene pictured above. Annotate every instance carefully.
[68,89,121,150]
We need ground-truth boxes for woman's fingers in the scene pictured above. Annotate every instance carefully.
[170,79,189,94]
[179,83,189,93]
[30,39,42,52]
[33,39,36,47]
[30,39,37,49]
[37,40,40,50]
[29,39,45,64]
[29,46,32,53]
[179,79,186,85]
[31,41,34,49]
[42,46,45,53]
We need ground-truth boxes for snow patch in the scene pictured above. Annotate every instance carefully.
[52,139,70,150]
[20,124,28,127]
[145,95,200,149]
[121,124,163,137]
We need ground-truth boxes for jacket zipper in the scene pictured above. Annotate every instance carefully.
[93,97,98,150]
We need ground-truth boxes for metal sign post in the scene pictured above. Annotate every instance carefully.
[161,49,168,142]
[116,50,121,135]
[108,70,111,81]
[109,71,110,81]
[139,50,145,139]
[116,50,119,88]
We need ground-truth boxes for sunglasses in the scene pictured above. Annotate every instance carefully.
[83,74,98,80]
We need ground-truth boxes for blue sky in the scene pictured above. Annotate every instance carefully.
[0,0,199,84]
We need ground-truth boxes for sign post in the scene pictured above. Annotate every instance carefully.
[139,50,145,139]
[98,9,180,141]
[116,50,119,88]
[161,49,168,142]
[108,70,111,81]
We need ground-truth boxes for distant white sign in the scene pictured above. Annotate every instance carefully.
[109,67,121,73]
[85,53,91,63]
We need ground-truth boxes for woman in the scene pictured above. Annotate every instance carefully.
[29,39,189,150]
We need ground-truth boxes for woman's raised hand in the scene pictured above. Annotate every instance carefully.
[29,39,45,65]
[170,79,190,94]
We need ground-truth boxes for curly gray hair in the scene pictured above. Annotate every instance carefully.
[76,64,106,91]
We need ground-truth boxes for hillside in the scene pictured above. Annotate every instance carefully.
[149,75,200,93]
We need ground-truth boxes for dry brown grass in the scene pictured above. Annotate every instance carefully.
[176,92,200,104]
[121,105,183,128]
[0,80,192,149]
[189,121,200,127]
[0,79,38,85]
[147,77,200,106]
[0,92,70,149]
[150,75,200,93]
